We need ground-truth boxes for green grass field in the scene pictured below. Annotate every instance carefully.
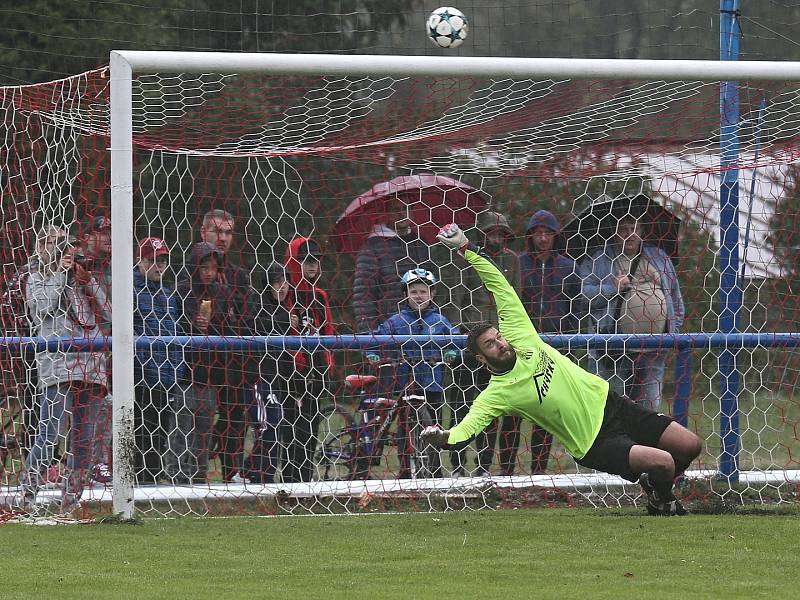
[2,508,799,600]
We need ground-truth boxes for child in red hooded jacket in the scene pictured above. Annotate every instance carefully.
[283,237,335,483]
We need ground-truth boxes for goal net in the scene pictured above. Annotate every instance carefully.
[1,53,799,518]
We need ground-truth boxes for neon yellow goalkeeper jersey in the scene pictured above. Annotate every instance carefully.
[448,248,609,459]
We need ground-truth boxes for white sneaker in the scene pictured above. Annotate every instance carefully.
[229,472,245,484]
[92,463,113,484]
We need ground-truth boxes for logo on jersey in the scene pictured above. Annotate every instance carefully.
[532,349,555,404]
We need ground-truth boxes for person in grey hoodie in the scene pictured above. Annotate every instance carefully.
[579,216,684,412]
[20,227,110,511]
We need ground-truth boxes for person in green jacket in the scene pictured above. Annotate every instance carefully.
[422,224,702,516]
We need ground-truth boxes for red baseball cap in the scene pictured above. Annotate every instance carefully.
[139,237,170,260]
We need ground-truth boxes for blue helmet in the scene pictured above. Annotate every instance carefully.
[401,267,437,288]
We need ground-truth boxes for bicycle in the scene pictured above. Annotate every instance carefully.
[314,358,448,481]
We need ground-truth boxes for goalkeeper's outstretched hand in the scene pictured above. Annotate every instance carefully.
[420,425,450,448]
[436,223,469,254]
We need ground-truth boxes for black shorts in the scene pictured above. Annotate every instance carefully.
[575,390,673,482]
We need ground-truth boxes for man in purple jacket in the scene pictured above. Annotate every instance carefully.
[518,210,581,473]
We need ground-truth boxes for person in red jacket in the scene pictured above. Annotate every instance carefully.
[283,237,335,482]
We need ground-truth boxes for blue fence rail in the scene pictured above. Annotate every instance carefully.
[4,332,798,480]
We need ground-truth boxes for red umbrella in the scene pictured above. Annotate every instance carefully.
[331,175,488,253]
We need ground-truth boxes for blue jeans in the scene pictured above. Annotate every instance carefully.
[24,382,105,501]
[591,351,667,413]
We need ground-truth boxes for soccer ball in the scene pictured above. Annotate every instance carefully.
[427,7,469,48]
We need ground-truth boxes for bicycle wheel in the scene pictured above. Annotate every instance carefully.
[314,406,356,480]
[408,403,441,479]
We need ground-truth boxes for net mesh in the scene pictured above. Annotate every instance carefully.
[1,64,799,517]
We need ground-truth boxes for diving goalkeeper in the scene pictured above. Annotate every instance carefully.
[422,224,701,516]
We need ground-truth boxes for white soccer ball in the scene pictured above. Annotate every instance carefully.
[427,7,469,48]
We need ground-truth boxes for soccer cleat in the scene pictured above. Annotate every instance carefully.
[639,472,688,516]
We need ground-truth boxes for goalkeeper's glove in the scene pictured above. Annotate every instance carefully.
[366,353,381,364]
[443,349,459,364]
[436,223,469,254]
[420,425,450,448]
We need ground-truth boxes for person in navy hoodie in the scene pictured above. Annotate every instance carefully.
[518,210,581,474]
[366,268,459,478]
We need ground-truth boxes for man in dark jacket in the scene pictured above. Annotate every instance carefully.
[200,209,256,482]
[449,211,522,477]
[518,209,580,473]
[351,199,434,332]
[80,215,113,484]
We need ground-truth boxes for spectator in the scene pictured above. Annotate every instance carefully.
[351,199,433,332]
[20,228,109,511]
[579,216,685,412]
[171,242,235,484]
[199,208,256,482]
[243,262,296,484]
[519,209,581,474]
[80,215,113,485]
[520,210,580,334]
[283,237,334,483]
[366,268,459,479]
[133,237,185,484]
[449,211,522,477]
[80,215,112,326]
[1,240,46,463]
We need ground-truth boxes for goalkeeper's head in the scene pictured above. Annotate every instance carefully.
[466,323,516,373]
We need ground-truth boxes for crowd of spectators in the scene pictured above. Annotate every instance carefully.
[0,200,684,507]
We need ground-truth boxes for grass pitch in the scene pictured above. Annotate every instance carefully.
[2,508,799,600]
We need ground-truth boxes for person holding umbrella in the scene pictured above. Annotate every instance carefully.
[351,198,434,333]
[335,175,487,333]
[579,215,684,412]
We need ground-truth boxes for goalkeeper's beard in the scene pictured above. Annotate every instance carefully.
[483,347,516,373]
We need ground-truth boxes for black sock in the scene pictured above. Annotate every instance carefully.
[651,476,674,500]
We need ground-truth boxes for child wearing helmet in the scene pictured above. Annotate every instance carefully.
[366,267,460,478]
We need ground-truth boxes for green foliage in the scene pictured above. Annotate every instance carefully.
[0,0,201,84]
[0,1,416,85]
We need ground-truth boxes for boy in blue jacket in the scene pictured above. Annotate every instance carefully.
[133,237,185,483]
[367,268,459,478]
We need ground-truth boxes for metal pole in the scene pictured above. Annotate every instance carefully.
[109,51,136,519]
[718,0,742,481]
[113,50,800,81]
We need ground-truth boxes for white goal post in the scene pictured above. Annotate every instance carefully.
[108,51,800,520]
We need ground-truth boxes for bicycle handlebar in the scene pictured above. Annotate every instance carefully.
[375,358,449,368]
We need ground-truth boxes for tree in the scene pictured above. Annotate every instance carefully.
[0,1,416,86]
